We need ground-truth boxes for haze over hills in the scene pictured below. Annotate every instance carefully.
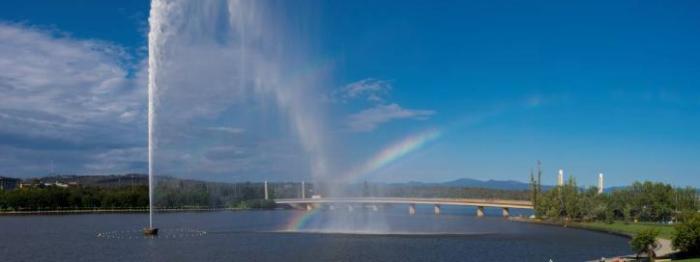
[2,173,663,192]
[10,174,554,191]
[441,178,537,190]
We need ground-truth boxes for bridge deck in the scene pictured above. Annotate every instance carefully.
[276,197,533,209]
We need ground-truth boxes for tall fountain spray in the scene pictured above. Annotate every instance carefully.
[144,0,166,236]
[141,0,331,234]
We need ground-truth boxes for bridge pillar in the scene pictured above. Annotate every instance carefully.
[502,207,510,218]
[476,206,485,217]
[433,204,441,216]
[409,204,416,215]
[305,203,313,211]
[347,205,354,212]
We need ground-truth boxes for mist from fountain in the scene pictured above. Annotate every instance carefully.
[146,0,330,229]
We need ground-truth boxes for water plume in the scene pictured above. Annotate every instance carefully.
[147,0,329,226]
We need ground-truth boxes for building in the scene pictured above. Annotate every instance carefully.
[557,169,564,186]
[0,177,21,191]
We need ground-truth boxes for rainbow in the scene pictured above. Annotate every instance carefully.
[285,128,442,231]
[340,128,442,183]
[285,208,320,231]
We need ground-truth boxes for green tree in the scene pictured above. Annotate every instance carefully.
[529,169,537,209]
[560,177,581,220]
[672,213,700,256]
[630,228,660,260]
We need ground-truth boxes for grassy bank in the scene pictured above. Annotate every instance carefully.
[555,221,700,261]
[574,221,675,239]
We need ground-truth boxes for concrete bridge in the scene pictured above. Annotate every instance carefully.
[275,197,533,217]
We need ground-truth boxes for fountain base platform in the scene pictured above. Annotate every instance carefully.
[143,227,159,236]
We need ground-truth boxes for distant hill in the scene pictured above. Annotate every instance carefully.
[24,174,539,191]
[442,178,532,190]
[16,174,648,192]
[28,175,539,190]
[402,178,557,191]
[31,174,149,187]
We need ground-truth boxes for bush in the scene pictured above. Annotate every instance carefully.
[672,214,700,256]
[235,199,276,209]
[630,228,659,259]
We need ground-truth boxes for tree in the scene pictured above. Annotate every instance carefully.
[529,161,544,218]
[529,169,537,208]
[630,228,659,260]
[560,177,581,220]
[672,213,700,256]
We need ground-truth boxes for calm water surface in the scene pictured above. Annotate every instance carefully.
[0,206,630,261]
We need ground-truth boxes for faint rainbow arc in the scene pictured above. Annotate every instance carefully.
[286,128,442,231]
[340,128,442,183]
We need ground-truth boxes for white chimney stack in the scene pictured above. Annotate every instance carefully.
[264,181,269,200]
[598,173,604,194]
[557,169,564,186]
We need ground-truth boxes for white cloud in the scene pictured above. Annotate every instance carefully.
[347,103,435,132]
[0,23,145,130]
[83,147,147,172]
[338,78,436,132]
[205,127,245,134]
[0,23,146,176]
[338,78,392,103]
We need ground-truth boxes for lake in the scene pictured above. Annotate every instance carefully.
[0,206,630,261]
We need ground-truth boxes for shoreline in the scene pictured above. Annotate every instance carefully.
[510,217,678,260]
[0,207,278,215]
[509,217,634,238]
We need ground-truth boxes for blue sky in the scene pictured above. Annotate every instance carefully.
[0,0,698,187]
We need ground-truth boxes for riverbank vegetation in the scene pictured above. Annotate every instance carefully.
[0,181,286,211]
[630,228,660,259]
[0,177,533,212]
[533,179,698,223]
[672,213,700,257]
[0,186,148,211]
[529,175,700,259]
[574,221,674,239]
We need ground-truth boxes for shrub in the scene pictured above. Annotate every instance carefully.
[672,213,700,256]
[235,199,276,209]
[630,228,659,260]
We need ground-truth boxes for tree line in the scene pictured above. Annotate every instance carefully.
[0,178,535,211]
[0,181,302,211]
[0,186,149,211]
[529,175,700,259]
[532,178,698,223]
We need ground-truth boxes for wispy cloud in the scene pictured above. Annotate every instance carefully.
[205,127,246,134]
[339,78,435,132]
[337,78,392,103]
[347,103,435,132]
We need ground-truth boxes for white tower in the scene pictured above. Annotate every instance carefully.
[598,173,604,194]
[264,181,269,200]
[301,181,306,199]
[557,169,564,186]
